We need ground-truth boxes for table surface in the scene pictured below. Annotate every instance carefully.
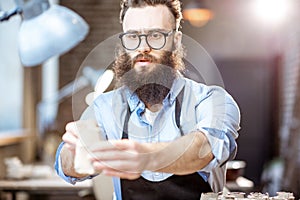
[0,130,33,147]
[0,174,92,191]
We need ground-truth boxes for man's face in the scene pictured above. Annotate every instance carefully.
[122,5,180,73]
[115,5,183,106]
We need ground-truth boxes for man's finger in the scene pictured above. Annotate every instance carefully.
[90,149,138,161]
[89,139,134,152]
[92,159,142,173]
[102,169,141,180]
[65,122,78,135]
[62,132,78,145]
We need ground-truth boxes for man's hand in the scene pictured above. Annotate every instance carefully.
[89,131,213,180]
[60,118,213,181]
[90,139,154,180]
[62,122,80,152]
[60,121,81,177]
[61,119,101,178]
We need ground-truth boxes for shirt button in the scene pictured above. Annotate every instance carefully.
[154,172,160,176]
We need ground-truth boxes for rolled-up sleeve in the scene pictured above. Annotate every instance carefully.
[195,85,240,170]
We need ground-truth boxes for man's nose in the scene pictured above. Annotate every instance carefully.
[137,37,151,53]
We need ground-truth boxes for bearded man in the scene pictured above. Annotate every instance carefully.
[55,0,241,199]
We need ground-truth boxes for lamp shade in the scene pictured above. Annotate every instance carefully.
[18,4,89,67]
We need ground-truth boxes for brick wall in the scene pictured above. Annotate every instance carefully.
[56,0,121,132]
[279,27,300,197]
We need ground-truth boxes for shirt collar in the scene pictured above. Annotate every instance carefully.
[168,75,185,105]
[121,87,141,112]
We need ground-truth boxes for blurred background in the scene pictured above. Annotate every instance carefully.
[0,0,299,199]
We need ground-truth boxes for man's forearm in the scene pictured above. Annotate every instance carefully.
[147,131,214,175]
[60,144,89,178]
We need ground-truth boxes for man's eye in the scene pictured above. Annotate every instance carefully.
[126,34,138,39]
[149,32,162,39]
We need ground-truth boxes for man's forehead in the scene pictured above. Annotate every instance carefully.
[122,5,175,32]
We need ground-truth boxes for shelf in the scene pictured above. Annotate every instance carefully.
[0,130,33,147]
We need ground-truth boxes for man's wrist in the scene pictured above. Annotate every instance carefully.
[143,142,168,172]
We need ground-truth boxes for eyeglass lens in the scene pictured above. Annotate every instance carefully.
[121,31,168,50]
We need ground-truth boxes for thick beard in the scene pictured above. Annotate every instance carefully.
[122,62,176,106]
[113,47,184,106]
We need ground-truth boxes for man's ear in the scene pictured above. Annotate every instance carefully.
[173,30,182,49]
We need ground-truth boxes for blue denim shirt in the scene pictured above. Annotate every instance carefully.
[55,77,240,199]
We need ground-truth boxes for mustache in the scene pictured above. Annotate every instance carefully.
[132,53,157,64]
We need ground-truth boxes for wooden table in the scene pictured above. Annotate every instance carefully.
[0,130,32,147]
[0,174,92,200]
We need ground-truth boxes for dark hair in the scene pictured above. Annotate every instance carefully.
[120,0,182,30]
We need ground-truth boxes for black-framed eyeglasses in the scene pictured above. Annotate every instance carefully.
[119,29,175,51]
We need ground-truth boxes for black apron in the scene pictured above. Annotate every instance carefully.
[120,87,212,200]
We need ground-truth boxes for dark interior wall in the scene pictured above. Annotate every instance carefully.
[57,0,121,132]
[216,58,280,186]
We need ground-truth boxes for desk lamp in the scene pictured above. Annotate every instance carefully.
[0,0,89,66]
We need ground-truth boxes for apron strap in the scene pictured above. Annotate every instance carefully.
[175,86,185,136]
[121,104,131,139]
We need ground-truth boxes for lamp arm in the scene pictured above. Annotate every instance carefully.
[0,7,22,22]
